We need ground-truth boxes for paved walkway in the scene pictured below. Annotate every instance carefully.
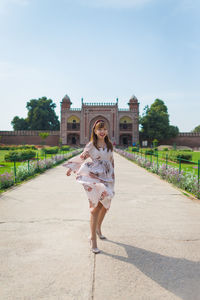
[0,152,200,300]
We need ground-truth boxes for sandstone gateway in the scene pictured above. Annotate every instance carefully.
[1,94,199,148]
[60,95,139,146]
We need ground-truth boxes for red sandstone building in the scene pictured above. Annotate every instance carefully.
[60,95,139,146]
[0,94,199,148]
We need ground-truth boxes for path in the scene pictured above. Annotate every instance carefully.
[0,152,200,300]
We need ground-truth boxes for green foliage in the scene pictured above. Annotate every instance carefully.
[0,145,37,150]
[39,132,50,140]
[140,99,179,143]
[141,148,154,155]
[59,138,62,148]
[11,97,60,130]
[128,146,138,152]
[44,147,59,154]
[61,145,70,151]
[167,151,192,162]
[131,147,138,152]
[163,148,169,151]
[153,139,158,148]
[11,117,29,130]
[4,150,36,162]
[192,125,200,133]
[39,132,50,146]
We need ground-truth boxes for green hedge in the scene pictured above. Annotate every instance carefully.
[128,146,138,152]
[167,151,192,162]
[61,145,70,151]
[44,147,59,154]
[141,148,154,155]
[0,145,37,150]
[4,150,36,162]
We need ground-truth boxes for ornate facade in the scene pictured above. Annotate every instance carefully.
[60,95,139,146]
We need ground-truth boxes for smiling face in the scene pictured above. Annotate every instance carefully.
[94,122,108,141]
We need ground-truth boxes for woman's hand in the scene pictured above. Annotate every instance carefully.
[66,169,72,176]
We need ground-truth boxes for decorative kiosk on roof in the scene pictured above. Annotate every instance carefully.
[60,95,139,146]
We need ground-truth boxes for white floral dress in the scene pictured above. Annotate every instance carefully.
[63,141,115,213]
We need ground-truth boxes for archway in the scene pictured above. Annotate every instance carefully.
[67,133,80,145]
[120,134,132,146]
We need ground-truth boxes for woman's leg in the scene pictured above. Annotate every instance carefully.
[97,205,107,234]
[90,201,103,248]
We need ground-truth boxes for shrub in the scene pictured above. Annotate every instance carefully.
[4,150,36,162]
[141,148,154,155]
[4,151,19,162]
[20,150,36,160]
[131,147,138,152]
[44,147,59,154]
[61,145,70,151]
[0,172,14,189]
[0,145,37,150]
[19,145,37,150]
[0,146,10,150]
[115,148,200,200]
[167,150,192,162]
[163,148,169,151]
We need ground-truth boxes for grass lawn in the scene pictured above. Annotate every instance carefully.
[0,149,75,175]
[191,152,200,162]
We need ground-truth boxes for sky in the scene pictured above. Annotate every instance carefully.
[0,0,199,132]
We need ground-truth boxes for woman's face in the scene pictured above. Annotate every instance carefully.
[94,126,108,140]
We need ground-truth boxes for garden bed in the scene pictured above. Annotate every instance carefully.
[115,148,200,200]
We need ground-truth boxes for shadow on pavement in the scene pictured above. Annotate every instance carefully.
[100,239,200,300]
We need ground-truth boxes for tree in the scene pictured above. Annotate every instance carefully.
[192,125,200,133]
[11,97,60,130]
[140,99,179,144]
[11,116,29,130]
[39,132,50,147]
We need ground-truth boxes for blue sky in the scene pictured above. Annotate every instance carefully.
[0,0,199,131]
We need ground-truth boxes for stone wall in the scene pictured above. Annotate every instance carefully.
[161,133,200,149]
[0,130,200,149]
[0,131,60,146]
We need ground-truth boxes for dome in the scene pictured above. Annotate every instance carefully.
[129,95,138,103]
[62,94,71,102]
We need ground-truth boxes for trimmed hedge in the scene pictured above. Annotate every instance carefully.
[4,150,36,162]
[141,148,154,155]
[0,145,37,150]
[128,146,138,152]
[61,145,70,151]
[164,150,192,162]
[44,147,59,154]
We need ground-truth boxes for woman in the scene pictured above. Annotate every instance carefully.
[63,119,115,254]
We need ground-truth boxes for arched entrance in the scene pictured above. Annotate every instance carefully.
[89,116,111,139]
[67,133,80,145]
[120,134,132,146]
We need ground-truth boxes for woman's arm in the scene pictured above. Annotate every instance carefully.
[63,141,93,175]
[110,150,114,168]
[110,150,115,180]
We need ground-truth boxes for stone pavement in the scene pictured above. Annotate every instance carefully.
[0,152,200,300]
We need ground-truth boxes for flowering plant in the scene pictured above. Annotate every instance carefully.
[115,148,200,199]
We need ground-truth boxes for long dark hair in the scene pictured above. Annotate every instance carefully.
[90,120,113,152]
